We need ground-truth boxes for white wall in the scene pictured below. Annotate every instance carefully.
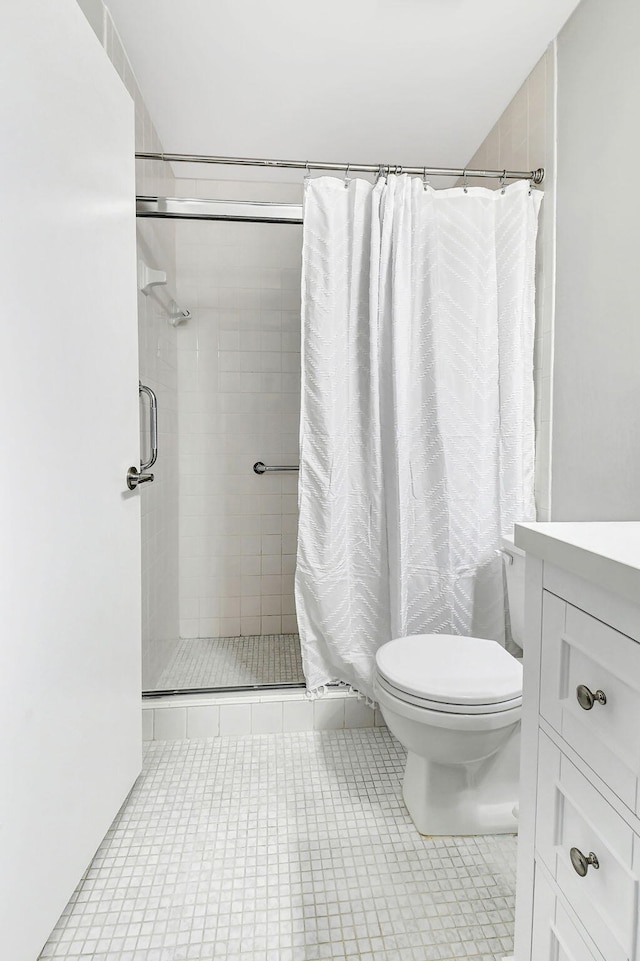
[174,179,302,639]
[463,49,556,522]
[551,0,640,520]
[84,3,181,687]
[2,2,141,955]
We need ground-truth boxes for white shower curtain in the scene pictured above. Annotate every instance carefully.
[295,175,542,699]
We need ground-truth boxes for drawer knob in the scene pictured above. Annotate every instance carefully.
[570,847,599,877]
[576,684,607,710]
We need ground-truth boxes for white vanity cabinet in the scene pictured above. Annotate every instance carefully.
[512,523,640,961]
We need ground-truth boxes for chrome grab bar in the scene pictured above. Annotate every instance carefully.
[253,461,299,474]
[139,381,158,470]
[127,381,158,490]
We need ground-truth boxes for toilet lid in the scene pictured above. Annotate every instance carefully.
[375,634,522,706]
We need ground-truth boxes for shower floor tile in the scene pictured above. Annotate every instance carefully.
[152,633,304,691]
[40,728,516,961]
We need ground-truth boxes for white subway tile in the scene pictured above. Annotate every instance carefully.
[241,595,261,617]
[240,615,261,635]
[261,574,282,595]
[154,708,187,740]
[283,699,314,732]
[142,709,154,741]
[219,617,241,636]
[261,554,282,576]
[261,534,282,555]
[314,699,345,731]
[261,331,281,352]
[251,701,283,734]
[281,595,296,616]
[219,702,252,735]
[260,289,281,309]
[241,555,261,576]
[281,555,296,575]
[261,594,281,616]
[344,698,375,729]
[186,706,220,739]
[374,709,387,728]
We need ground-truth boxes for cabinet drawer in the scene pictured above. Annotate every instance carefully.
[536,732,640,961]
[540,590,640,814]
[532,867,603,961]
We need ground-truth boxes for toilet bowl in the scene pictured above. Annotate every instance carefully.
[374,536,525,836]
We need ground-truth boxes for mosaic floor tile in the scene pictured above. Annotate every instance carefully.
[152,633,304,691]
[40,729,516,961]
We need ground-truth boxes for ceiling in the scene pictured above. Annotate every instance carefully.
[106,0,581,182]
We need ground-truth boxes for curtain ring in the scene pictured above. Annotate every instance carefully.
[344,163,351,188]
[501,169,507,194]
[422,166,430,190]
[463,169,469,193]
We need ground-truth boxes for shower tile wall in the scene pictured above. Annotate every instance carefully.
[98,7,181,688]
[175,185,303,639]
[463,47,556,521]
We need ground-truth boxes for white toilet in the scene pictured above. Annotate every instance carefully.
[373,535,525,836]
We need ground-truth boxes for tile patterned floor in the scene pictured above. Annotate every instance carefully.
[40,729,516,961]
[152,633,304,691]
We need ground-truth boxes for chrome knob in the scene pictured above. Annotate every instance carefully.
[253,461,267,474]
[576,684,606,710]
[570,847,599,877]
[126,466,154,490]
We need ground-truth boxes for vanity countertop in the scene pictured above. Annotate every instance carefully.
[514,521,640,607]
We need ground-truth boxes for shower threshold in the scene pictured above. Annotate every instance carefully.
[143,681,305,699]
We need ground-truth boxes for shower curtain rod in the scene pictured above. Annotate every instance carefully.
[136,151,545,184]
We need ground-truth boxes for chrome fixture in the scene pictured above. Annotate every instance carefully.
[576,684,607,710]
[169,300,192,326]
[126,465,154,490]
[570,847,599,877]
[139,382,158,470]
[136,150,545,185]
[137,196,303,225]
[126,381,158,490]
[253,461,299,474]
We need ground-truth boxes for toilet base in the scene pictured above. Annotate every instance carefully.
[402,731,520,836]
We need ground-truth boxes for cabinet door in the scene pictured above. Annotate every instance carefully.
[540,590,640,814]
[0,3,141,960]
[536,733,639,961]
[532,868,603,961]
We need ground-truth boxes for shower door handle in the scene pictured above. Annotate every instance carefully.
[139,381,158,471]
[126,381,158,490]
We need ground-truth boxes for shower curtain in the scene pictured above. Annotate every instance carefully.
[295,175,542,699]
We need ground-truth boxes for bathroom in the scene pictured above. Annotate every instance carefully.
[2,0,640,959]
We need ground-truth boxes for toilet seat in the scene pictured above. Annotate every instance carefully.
[375,672,521,714]
[375,634,523,715]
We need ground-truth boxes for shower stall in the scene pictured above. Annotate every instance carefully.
[138,188,306,696]
[136,154,544,700]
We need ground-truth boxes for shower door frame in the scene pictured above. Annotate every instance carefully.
[138,195,305,699]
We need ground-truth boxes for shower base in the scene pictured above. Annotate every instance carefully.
[148,633,304,693]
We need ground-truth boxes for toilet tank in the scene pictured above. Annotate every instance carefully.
[501,534,526,649]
